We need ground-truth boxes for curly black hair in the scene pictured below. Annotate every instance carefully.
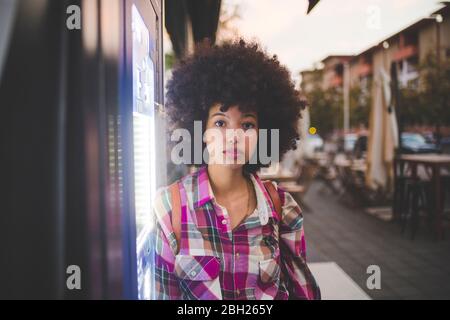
[165,39,306,173]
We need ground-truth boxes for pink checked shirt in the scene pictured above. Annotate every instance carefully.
[153,165,308,300]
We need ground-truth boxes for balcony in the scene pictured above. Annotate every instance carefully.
[393,44,418,62]
[357,63,373,77]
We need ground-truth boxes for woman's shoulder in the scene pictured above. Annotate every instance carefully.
[153,185,174,227]
[153,171,200,253]
[263,179,304,230]
[154,183,172,205]
[259,178,288,207]
[153,169,198,221]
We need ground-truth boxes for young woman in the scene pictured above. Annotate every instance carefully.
[153,39,317,300]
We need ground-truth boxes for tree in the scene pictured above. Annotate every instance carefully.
[165,52,176,71]
[349,84,371,128]
[397,87,424,126]
[307,86,342,138]
[304,70,372,136]
[419,53,450,142]
[396,52,450,142]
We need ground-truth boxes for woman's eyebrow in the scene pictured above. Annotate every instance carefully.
[242,113,257,120]
[211,112,229,118]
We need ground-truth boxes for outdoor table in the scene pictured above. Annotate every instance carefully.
[351,159,367,173]
[259,171,298,183]
[310,152,328,163]
[395,154,450,239]
[334,157,351,168]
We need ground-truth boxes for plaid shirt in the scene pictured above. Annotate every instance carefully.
[153,165,309,300]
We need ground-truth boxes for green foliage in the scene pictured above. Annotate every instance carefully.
[165,52,176,71]
[397,87,424,126]
[419,53,450,126]
[398,52,450,127]
[306,79,370,137]
[305,51,449,136]
[307,86,342,138]
[349,84,371,128]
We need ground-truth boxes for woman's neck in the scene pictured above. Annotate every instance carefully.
[207,164,248,198]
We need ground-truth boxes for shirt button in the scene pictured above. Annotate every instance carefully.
[190,271,196,277]
[236,252,240,258]
[236,289,240,295]
[221,219,227,225]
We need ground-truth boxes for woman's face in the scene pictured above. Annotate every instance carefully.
[204,104,258,168]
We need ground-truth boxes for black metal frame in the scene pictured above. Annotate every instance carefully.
[0,0,163,299]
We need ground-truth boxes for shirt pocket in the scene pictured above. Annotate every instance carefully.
[248,223,279,259]
[255,257,281,300]
[174,255,222,300]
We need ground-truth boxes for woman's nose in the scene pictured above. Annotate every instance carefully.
[226,129,241,144]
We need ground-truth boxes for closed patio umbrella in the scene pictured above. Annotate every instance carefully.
[366,47,399,192]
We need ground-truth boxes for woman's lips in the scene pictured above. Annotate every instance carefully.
[223,149,243,159]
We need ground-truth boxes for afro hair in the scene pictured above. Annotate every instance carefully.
[165,39,306,173]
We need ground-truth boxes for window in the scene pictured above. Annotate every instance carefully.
[131,4,157,300]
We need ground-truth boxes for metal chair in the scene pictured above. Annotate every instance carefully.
[401,178,434,240]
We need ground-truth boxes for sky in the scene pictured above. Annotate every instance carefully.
[222,0,444,84]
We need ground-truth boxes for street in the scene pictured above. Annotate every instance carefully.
[304,180,450,299]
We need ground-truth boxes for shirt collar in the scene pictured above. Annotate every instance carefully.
[193,166,279,222]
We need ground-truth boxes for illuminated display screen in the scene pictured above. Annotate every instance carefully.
[131,4,156,300]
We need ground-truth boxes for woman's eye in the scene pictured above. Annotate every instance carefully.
[214,120,225,127]
[242,122,255,130]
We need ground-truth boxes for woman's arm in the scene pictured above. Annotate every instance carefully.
[277,186,319,300]
[153,187,181,300]
[278,189,306,260]
[154,221,181,300]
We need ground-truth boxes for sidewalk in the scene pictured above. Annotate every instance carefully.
[302,181,450,300]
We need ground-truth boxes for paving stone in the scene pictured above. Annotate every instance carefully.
[303,181,450,300]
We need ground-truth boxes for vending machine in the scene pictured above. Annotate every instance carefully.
[0,0,165,299]
[120,0,165,300]
[125,0,163,300]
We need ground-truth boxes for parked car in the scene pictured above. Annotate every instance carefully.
[307,133,324,151]
[337,133,358,154]
[440,136,450,154]
[400,132,440,154]
[422,131,436,144]
[302,133,324,157]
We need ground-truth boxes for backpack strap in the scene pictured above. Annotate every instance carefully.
[263,181,282,220]
[263,180,290,286]
[169,182,182,254]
